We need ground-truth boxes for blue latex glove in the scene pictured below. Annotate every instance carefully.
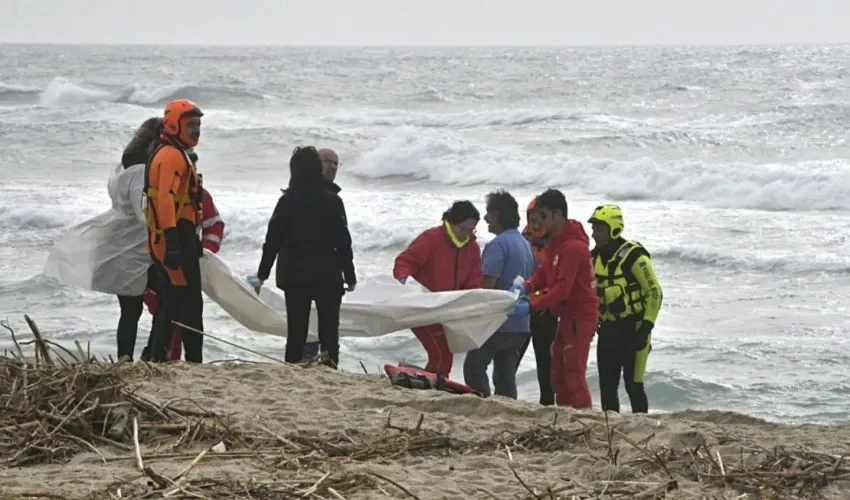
[246,273,262,293]
[509,282,527,297]
[398,277,408,284]
[508,300,530,318]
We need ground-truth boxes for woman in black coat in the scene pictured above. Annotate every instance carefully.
[255,146,356,367]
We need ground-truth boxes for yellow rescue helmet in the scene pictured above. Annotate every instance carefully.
[588,204,624,239]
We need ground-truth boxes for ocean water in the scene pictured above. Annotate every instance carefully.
[1,44,849,425]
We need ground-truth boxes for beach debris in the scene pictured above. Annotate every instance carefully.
[0,316,237,469]
[2,314,848,499]
[95,409,848,499]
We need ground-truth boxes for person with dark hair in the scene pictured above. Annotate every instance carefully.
[516,198,558,405]
[254,146,356,368]
[113,117,163,361]
[463,190,534,399]
[393,200,484,376]
[512,188,598,409]
[44,115,164,361]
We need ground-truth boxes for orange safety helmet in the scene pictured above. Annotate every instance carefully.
[162,99,204,148]
[525,198,546,239]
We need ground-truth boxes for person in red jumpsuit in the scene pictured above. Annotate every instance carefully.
[512,189,598,409]
[143,159,225,361]
[393,200,484,376]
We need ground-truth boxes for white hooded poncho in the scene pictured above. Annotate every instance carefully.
[43,162,151,296]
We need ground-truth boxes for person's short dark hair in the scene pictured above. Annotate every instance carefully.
[485,189,520,229]
[534,188,568,218]
[288,146,325,191]
[442,200,480,224]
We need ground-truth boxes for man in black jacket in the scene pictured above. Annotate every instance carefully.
[319,148,340,185]
[302,147,348,361]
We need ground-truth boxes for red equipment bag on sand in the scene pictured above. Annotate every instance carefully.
[384,363,483,397]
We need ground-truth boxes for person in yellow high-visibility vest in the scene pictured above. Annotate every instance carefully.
[588,204,663,413]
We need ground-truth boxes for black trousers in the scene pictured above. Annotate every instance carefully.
[302,341,322,360]
[282,281,344,367]
[144,222,204,363]
[116,295,143,360]
[597,318,649,413]
[516,309,558,406]
[115,266,158,360]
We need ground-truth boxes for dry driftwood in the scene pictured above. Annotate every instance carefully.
[3,314,848,500]
[0,316,238,469]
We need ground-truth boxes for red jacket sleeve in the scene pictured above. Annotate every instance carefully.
[201,189,225,253]
[393,230,431,281]
[461,242,484,289]
[530,240,587,311]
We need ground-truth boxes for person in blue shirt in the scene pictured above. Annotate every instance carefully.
[463,190,535,398]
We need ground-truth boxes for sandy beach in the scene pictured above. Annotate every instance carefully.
[1,343,849,500]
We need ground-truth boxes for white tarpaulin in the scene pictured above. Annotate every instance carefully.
[43,163,150,297]
[199,249,517,353]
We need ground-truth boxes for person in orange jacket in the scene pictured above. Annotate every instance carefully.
[512,189,598,409]
[140,99,206,363]
[516,198,558,405]
[143,154,225,361]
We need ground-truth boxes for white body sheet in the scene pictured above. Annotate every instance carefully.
[199,249,515,353]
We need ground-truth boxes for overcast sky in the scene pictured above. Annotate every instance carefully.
[1,0,847,46]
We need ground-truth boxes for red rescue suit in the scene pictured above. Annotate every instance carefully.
[524,220,598,408]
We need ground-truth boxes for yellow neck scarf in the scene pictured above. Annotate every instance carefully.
[445,221,469,248]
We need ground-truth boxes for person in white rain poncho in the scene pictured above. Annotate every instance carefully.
[43,117,163,361]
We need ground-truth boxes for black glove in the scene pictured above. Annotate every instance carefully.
[189,151,199,163]
[636,320,653,351]
[163,227,182,270]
